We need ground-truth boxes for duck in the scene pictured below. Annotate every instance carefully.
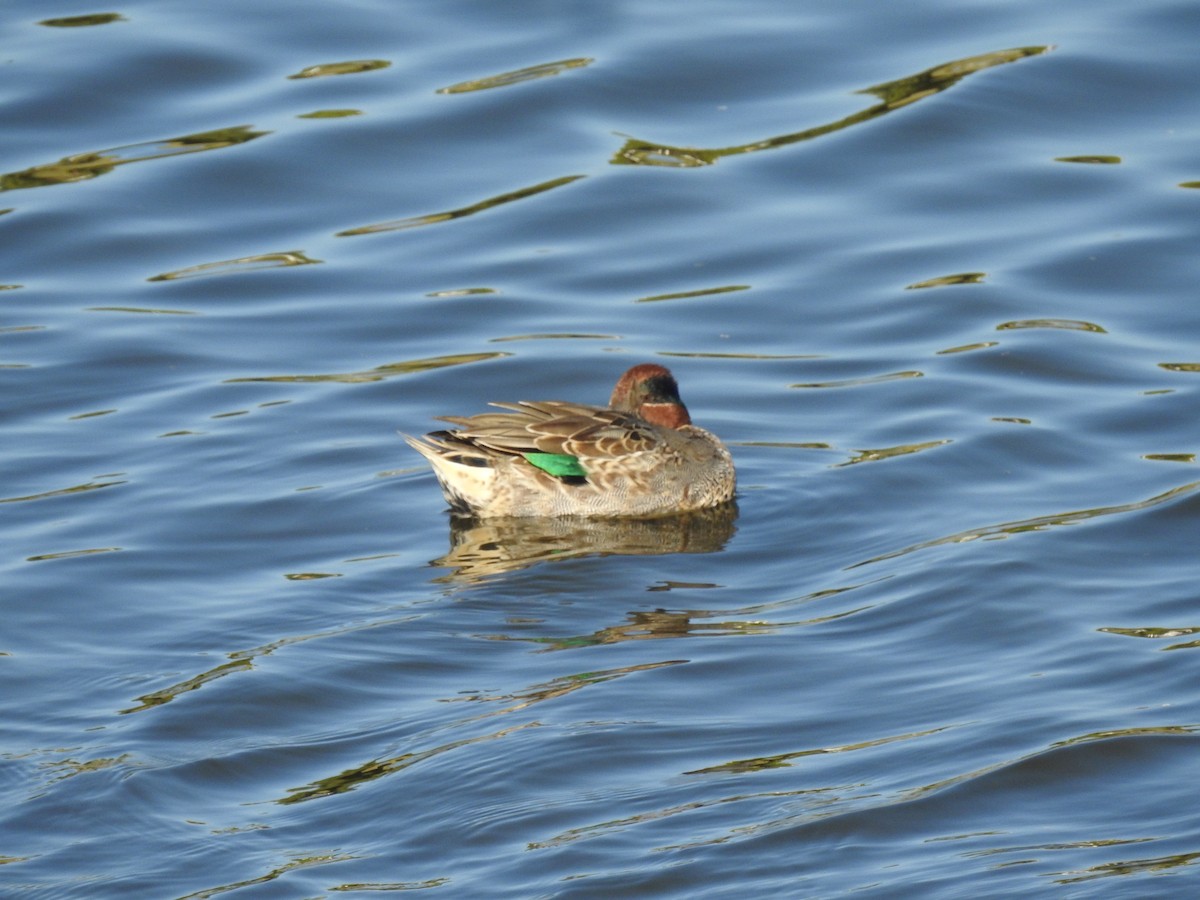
[405,363,735,517]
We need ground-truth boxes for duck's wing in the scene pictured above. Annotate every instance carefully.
[437,400,660,460]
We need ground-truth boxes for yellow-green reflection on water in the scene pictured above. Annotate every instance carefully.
[907,272,987,289]
[502,605,865,653]
[437,57,593,94]
[2,479,126,504]
[835,439,951,467]
[957,837,1153,858]
[612,46,1050,167]
[287,59,390,79]
[790,370,923,389]
[1052,724,1198,746]
[426,287,499,298]
[636,285,751,303]
[0,125,268,192]
[685,725,951,775]
[278,657,698,807]
[276,721,541,805]
[661,352,822,360]
[489,333,621,342]
[66,409,117,420]
[122,659,254,715]
[337,175,585,236]
[26,547,122,562]
[41,754,133,785]
[148,250,321,282]
[87,306,197,314]
[329,879,451,892]
[226,351,510,384]
[174,852,362,900]
[937,341,999,355]
[1053,850,1200,885]
[528,783,845,851]
[297,109,362,119]
[736,441,832,449]
[121,616,425,715]
[850,480,1200,570]
[38,13,125,27]
[997,318,1107,333]
[1098,625,1200,650]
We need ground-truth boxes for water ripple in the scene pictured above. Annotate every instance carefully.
[849,480,1200,570]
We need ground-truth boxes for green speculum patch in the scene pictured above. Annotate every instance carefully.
[523,452,587,478]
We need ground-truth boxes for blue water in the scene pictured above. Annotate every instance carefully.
[4,1,1200,896]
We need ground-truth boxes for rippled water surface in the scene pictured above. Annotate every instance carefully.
[5,1,1200,896]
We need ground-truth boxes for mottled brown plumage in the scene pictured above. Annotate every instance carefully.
[405,364,735,517]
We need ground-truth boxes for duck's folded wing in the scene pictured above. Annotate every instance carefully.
[438,401,659,459]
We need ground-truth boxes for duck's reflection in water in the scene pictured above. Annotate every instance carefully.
[430,502,738,584]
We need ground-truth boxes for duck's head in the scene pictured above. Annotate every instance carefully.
[609,364,692,428]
